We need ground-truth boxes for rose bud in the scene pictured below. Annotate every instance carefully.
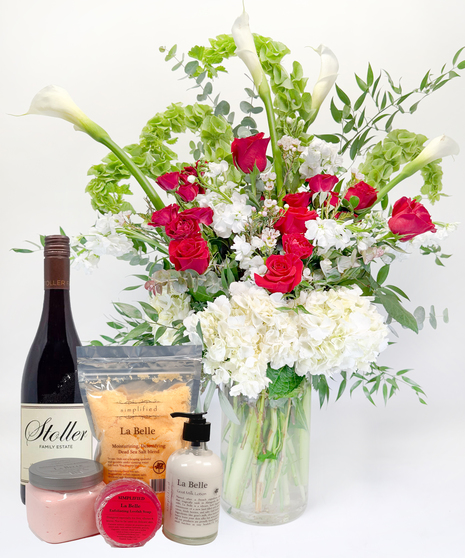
[283,192,312,208]
[306,173,339,193]
[156,171,180,191]
[231,132,270,173]
[148,204,180,227]
[274,207,318,235]
[344,181,377,210]
[388,196,436,241]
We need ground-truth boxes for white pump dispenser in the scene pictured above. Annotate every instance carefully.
[163,412,222,545]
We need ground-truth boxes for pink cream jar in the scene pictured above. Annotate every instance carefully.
[26,458,105,544]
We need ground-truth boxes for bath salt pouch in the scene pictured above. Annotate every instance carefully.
[77,345,201,508]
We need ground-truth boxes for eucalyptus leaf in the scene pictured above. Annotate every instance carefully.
[114,302,143,320]
[203,381,217,412]
[218,389,240,425]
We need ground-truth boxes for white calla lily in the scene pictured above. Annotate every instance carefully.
[311,45,339,114]
[18,85,165,209]
[375,135,460,204]
[232,8,266,91]
[23,85,108,141]
[402,135,460,176]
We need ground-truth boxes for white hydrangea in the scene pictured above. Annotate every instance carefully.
[183,282,389,398]
[149,288,192,346]
[305,218,354,254]
[299,138,343,179]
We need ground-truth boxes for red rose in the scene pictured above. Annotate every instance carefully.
[169,237,210,274]
[254,254,303,294]
[388,197,436,241]
[177,180,199,203]
[274,207,318,235]
[180,207,214,226]
[148,204,180,227]
[231,132,270,173]
[165,215,201,240]
[156,171,180,191]
[282,234,314,259]
[328,191,340,207]
[283,192,312,208]
[344,181,378,210]
[306,174,339,193]
[182,165,198,178]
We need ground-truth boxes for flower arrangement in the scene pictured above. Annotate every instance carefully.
[18,6,462,524]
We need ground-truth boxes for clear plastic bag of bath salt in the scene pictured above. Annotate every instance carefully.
[77,345,202,508]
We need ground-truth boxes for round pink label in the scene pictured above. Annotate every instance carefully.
[101,491,159,545]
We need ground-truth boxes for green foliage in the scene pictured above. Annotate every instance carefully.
[266,365,306,399]
[329,53,464,162]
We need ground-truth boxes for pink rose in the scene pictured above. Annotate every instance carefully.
[180,207,214,226]
[344,181,378,210]
[165,215,201,240]
[169,237,210,274]
[306,174,339,193]
[274,207,318,235]
[148,204,180,227]
[254,254,303,294]
[156,172,180,191]
[282,234,314,259]
[283,192,312,208]
[231,132,270,173]
[388,197,436,241]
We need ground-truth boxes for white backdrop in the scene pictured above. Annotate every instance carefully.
[1,1,464,556]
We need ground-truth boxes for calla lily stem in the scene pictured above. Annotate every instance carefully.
[259,82,285,203]
[99,136,165,210]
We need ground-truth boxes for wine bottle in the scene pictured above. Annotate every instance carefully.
[20,235,93,503]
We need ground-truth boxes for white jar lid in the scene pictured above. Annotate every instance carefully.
[29,458,103,491]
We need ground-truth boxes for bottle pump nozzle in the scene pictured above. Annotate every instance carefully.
[171,412,210,446]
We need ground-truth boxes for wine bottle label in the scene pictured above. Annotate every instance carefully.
[44,258,70,290]
[21,404,93,485]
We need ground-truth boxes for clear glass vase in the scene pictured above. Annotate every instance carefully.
[220,382,311,526]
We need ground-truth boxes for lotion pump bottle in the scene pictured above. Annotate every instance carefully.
[163,412,222,545]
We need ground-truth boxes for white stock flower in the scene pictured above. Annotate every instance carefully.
[299,138,343,179]
[84,233,133,257]
[311,45,339,113]
[198,188,253,238]
[231,235,253,261]
[91,211,130,235]
[149,289,192,346]
[72,252,100,274]
[305,218,353,253]
[205,160,229,178]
